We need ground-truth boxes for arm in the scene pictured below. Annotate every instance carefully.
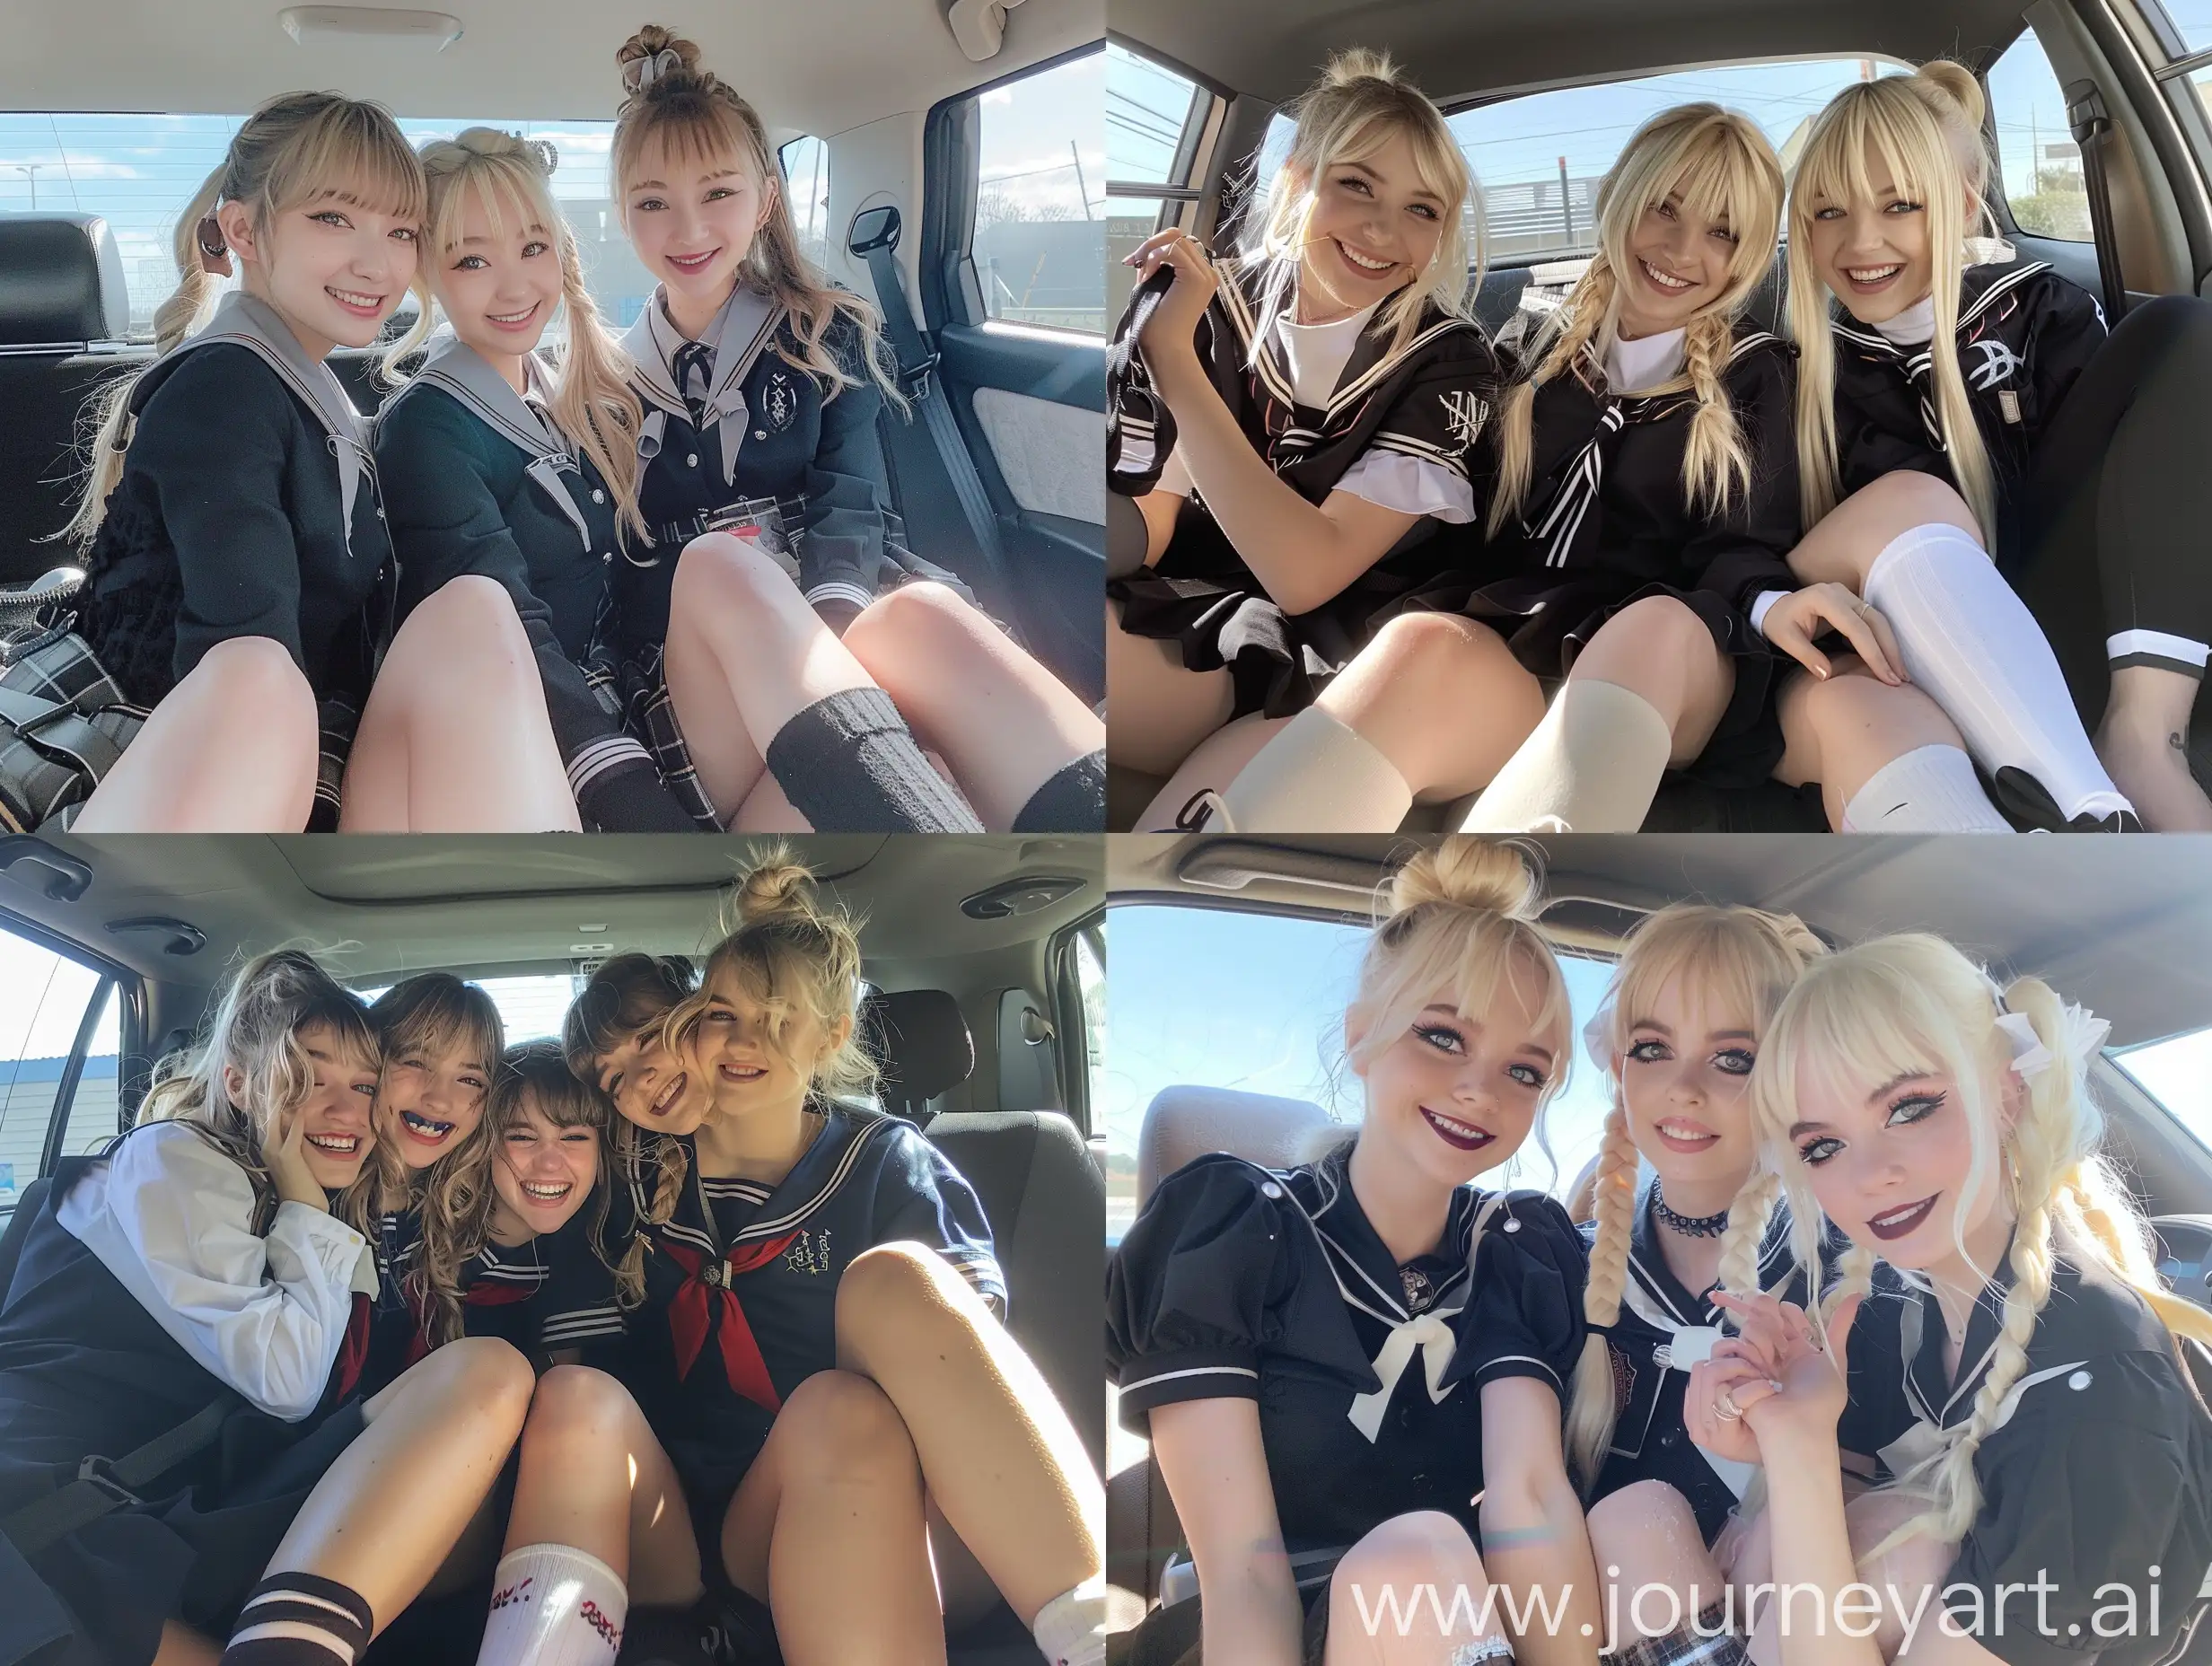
[1476,1376,1603,1666]
[1150,1398,1305,1666]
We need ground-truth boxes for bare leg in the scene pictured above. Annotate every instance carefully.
[501,1364,705,1608]
[1324,1511,1507,1664]
[1787,470,1983,589]
[1105,600,1233,776]
[73,636,318,832]
[1585,1480,1730,1649]
[1776,662,1988,828]
[1136,714,1288,829]
[339,577,582,832]
[1743,1489,1977,1666]
[154,1623,222,1666]
[721,1369,945,1666]
[258,1337,535,1635]
[2098,664,2212,829]
[1567,596,1737,765]
[1312,612,1545,794]
[833,1243,1101,1625]
[843,583,1102,829]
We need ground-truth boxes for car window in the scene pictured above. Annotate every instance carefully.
[0,922,118,1214]
[2153,0,2212,52]
[1077,923,1107,1129]
[1105,44,1207,317]
[972,47,1106,334]
[780,134,833,274]
[1105,903,1615,1244]
[355,972,581,1045]
[2111,1027,2212,1151]
[1988,27,2094,242]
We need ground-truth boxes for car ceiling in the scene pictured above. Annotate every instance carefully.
[0,0,1097,136]
[1117,0,2030,109]
[1,833,1102,993]
[1111,833,2212,1050]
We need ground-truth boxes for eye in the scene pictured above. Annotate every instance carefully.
[562,1130,594,1144]
[1884,198,1924,215]
[1814,205,1843,222]
[311,209,351,228]
[1713,1048,1756,1076]
[453,253,487,270]
[1656,201,1678,221]
[705,187,736,202]
[633,196,667,213]
[606,1071,623,1098]
[461,1074,487,1092]
[1885,1089,1946,1127]
[1506,1062,1549,1089]
[522,239,551,259]
[1408,202,1439,222]
[1798,1135,1846,1166]
[1710,226,1739,245]
[1335,175,1373,197]
[391,226,418,243]
[1626,1039,1670,1065]
[1413,1022,1464,1055]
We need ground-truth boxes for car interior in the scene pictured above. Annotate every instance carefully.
[0,0,1107,706]
[1103,0,2212,829]
[1102,830,2212,1638]
[0,829,1106,1664]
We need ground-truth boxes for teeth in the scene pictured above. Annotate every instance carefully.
[1657,1119,1716,1140]
[1423,1108,1487,1140]
[399,1110,454,1139]
[650,1074,684,1116]
[1641,259,1692,290]
[1872,1198,1929,1226]
[1338,242,1392,272]
[329,288,382,309]
[1848,266,1901,283]
[670,250,715,267]
[522,1180,572,1199]
[306,1133,359,1153]
[488,306,536,323]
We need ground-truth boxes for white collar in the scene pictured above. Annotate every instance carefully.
[1873,294,1937,347]
[1273,296,1381,409]
[1603,325,1687,394]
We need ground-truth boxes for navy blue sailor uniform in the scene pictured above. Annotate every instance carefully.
[374,334,697,831]
[1106,1144,1587,1602]
[621,1102,1003,1539]
[1839,1252,2212,1666]
[0,1127,380,1666]
[1106,258,1509,721]
[70,291,397,828]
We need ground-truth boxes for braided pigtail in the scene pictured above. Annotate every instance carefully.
[1678,311,1751,518]
[1564,1103,1639,1488]
[1488,267,1613,535]
[1716,1166,1783,1302]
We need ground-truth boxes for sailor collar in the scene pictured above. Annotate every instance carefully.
[655,1101,899,1267]
[622,282,784,487]
[1830,260,2055,367]
[401,331,597,553]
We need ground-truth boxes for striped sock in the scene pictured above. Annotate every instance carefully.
[222,1574,374,1664]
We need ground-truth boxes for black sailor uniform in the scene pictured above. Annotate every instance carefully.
[1583,1186,1905,1543]
[1105,1144,1587,1658]
[621,1103,1003,1549]
[1403,317,1803,787]
[374,336,697,831]
[71,292,395,826]
[1831,259,2212,710]
[1106,259,1508,720]
[0,1136,377,1666]
[613,286,968,824]
[1838,1253,2212,1666]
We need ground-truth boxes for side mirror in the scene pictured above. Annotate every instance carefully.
[848,204,901,259]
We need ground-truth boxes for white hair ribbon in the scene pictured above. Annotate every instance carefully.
[1992,1003,2109,1083]
[624,47,683,94]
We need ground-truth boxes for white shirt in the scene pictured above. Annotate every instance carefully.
[1603,326,1688,393]
[57,1120,381,1421]
[1276,300,1382,408]
[1874,294,1937,347]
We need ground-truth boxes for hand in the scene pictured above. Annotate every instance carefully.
[1761,583,1906,684]
[1701,1290,1861,1455]
[1125,228,1220,371]
[268,1103,330,1213]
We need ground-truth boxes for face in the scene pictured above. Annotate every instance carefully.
[488,1089,600,1240]
[1804,139,1937,325]
[1617,186,1742,338]
[433,189,563,360]
[1786,1045,2016,1281]
[595,1020,709,1136]
[376,1034,492,1170]
[692,963,847,1121]
[1350,955,1557,1191]
[220,187,420,358]
[287,1020,380,1189]
[622,138,773,315]
[1297,128,1449,313]
[1619,974,1760,1197]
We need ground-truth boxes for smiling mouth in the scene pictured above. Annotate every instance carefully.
[399,1109,457,1145]
[718,1060,768,1085]
[646,1074,688,1118]
[1867,1194,1938,1241]
[1335,239,1396,276]
[667,249,720,273]
[305,1132,362,1156]
[1419,1105,1494,1152]
[1639,258,1695,293]
[485,303,540,329]
[520,1179,575,1204]
[327,286,386,317]
[1844,263,1903,289]
[1654,1117,1720,1153]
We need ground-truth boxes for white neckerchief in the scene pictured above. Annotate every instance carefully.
[1274,297,1381,409]
[1619,1259,1759,1499]
[1876,1284,2086,1478]
[620,283,782,487]
[1603,325,1687,394]
[1873,294,1937,347]
[1341,1191,1508,1442]
[404,331,594,553]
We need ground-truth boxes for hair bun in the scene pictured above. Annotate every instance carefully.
[1912,59,1988,132]
[731,846,822,928]
[1321,46,1402,91]
[619,24,705,95]
[1764,909,1829,965]
[1387,836,1541,922]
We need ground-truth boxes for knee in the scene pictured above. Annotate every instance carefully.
[521,1364,635,1451]
[193,636,314,727]
[1366,609,1488,676]
[1333,1511,1481,1596]
[1852,470,1982,549]
[835,1241,963,1344]
[843,581,979,670]
[431,1336,537,1429]
[1585,1480,1701,1567]
[672,530,797,621]
[1576,594,1709,678]
[402,575,531,671]
[776,1369,919,1480]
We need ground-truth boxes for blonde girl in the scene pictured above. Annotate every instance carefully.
[1780,61,2212,831]
[1676,935,2212,1666]
[1189,103,1989,836]
[0,950,534,1665]
[1109,48,1506,821]
[1108,837,1601,1666]
[604,25,1102,836]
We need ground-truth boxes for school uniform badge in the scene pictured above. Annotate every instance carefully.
[764,371,800,434]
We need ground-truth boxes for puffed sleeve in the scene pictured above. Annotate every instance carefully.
[1106,1153,1297,1431]
[1679,337,1803,617]
[794,313,895,617]
[2020,270,2108,443]
[1941,1349,2212,1665]
[1450,1191,1587,1397]
[1352,323,1505,523]
[868,1121,1007,1318]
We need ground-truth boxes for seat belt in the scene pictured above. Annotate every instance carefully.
[2065,79,2131,323]
[0,1395,235,1557]
[849,214,1020,614]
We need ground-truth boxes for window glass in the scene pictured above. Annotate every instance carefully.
[1104,904,1614,1245]
[2154,0,2212,52]
[2111,1028,2212,1150]
[974,48,1106,333]
[50,988,122,1165]
[780,134,833,274]
[1077,925,1107,1131]
[1988,28,2094,241]
[0,924,112,1214]
[1105,45,1203,315]
[356,973,581,1046]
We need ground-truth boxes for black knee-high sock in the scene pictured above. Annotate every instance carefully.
[763,687,983,833]
[222,1573,374,1664]
[1012,749,1105,831]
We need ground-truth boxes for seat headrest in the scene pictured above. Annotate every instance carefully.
[863,988,974,1120]
[0,214,131,346]
[1137,1085,1334,1207]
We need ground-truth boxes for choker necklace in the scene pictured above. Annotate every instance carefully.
[1652,1182,1730,1240]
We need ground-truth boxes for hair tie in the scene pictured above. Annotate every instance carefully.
[1991,990,2109,1083]
[624,46,683,94]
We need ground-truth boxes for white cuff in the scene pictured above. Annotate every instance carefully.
[1750,589,1790,636]
[1335,448,1477,524]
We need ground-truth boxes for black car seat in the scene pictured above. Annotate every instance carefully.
[0,1174,53,1307]
[862,987,976,1125]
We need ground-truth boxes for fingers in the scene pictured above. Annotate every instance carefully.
[1865,606,1906,684]
[1819,596,1903,686]
[1769,617,1831,681]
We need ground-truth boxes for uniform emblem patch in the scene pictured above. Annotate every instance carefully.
[784,1228,833,1276]
[1441,390,1489,455]
[764,371,800,434]
[1967,338,2024,390]
[1608,1343,1637,1412]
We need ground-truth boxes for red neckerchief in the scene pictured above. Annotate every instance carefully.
[332,1292,373,1399]
[401,1274,536,1369]
[663,1233,799,1409]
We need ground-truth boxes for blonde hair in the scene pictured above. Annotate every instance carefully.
[1490,103,1783,536]
[1786,61,1997,535]
[1240,48,1479,364]
[389,128,648,541]
[611,25,899,406]
[1750,934,2212,1554]
[1563,904,1826,1489]
[138,948,389,1237]
[67,91,426,547]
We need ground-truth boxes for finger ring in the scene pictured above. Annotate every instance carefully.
[1715,1388,1744,1422]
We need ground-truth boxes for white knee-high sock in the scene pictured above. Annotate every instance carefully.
[1215,704,1415,832]
[1861,524,2133,823]
[1839,744,2014,832]
[1460,680,1672,833]
[476,1545,627,1666]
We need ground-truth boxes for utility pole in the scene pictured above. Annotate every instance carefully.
[1558,156,1573,241]
[1070,140,1093,220]
[12,163,43,209]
